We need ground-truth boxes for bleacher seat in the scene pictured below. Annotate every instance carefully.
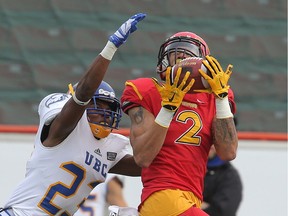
[0,0,286,132]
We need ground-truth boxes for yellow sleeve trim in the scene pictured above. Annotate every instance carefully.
[125,81,143,100]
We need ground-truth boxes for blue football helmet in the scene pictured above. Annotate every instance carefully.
[69,81,122,139]
[86,81,122,139]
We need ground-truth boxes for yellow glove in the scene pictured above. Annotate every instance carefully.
[197,55,233,99]
[152,66,195,111]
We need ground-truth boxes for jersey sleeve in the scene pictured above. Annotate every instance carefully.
[115,134,131,160]
[228,89,237,114]
[108,134,131,169]
[38,93,71,125]
[121,78,159,115]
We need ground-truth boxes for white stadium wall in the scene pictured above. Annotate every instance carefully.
[0,133,287,216]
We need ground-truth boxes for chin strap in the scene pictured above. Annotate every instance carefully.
[89,123,111,139]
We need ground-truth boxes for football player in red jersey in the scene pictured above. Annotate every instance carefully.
[121,32,238,216]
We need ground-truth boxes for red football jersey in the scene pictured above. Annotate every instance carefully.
[121,77,236,205]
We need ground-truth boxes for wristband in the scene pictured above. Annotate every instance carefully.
[155,107,175,128]
[68,83,91,106]
[215,97,233,119]
[72,93,91,106]
[100,41,118,60]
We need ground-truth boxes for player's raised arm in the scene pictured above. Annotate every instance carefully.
[200,55,238,160]
[43,13,146,147]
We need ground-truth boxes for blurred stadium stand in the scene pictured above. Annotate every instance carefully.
[0,0,286,132]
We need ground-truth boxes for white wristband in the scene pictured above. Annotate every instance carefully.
[155,107,175,128]
[72,93,91,106]
[216,97,233,119]
[100,41,117,60]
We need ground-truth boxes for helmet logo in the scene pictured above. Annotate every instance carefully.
[98,88,115,98]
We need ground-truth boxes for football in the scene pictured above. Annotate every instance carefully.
[171,57,211,94]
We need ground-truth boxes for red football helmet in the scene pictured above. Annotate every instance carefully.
[157,32,210,80]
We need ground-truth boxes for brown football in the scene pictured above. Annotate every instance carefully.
[171,57,211,94]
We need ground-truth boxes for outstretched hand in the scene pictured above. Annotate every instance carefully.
[109,13,146,48]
